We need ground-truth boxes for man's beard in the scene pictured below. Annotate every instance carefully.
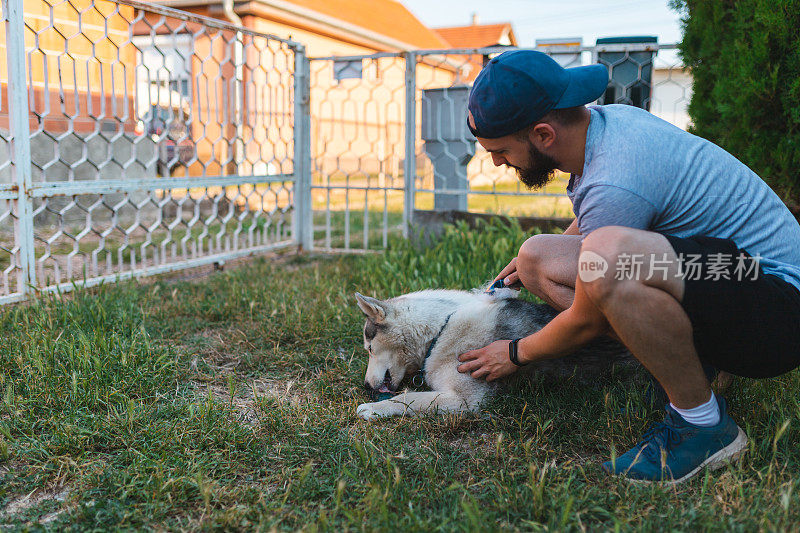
[515,143,559,190]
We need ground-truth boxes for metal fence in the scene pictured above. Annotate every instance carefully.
[1,0,692,304]
[0,0,311,304]
[308,43,690,252]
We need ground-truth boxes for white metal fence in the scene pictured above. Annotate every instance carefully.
[1,0,691,303]
[308,44,690,251]
[0,0,311,304]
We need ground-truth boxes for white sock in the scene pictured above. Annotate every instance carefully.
[670,393,720,427]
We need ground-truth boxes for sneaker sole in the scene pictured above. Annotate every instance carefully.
[625,426,748,485]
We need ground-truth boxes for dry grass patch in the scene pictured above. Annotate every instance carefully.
[1,484,71,526]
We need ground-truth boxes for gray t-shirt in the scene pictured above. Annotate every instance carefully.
[568,104,800,291]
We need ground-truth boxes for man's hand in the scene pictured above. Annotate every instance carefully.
[457,340,519,382]
[494,257,523,290]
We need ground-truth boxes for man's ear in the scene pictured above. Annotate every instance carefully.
[354,292,387,322]
[531,122,556,149]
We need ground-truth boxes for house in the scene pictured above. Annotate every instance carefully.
[134,0,463,179]
[0,0,150,187]
[0,1,138,136]
[652,60,692,130]
[434,15,517,49]
[433,15,517,81]
[1,0,457,182]
[149,0,450,57]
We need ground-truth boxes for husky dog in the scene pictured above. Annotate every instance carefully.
[355,288,631,420]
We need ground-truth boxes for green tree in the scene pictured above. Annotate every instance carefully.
[670,0,800,208]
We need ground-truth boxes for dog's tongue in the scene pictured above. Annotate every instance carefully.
[377,384,392,394]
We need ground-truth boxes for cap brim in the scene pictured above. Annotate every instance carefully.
[554,64,609,108]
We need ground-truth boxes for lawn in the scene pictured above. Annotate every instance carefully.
[1,220,799,530]
[311,173,575,220]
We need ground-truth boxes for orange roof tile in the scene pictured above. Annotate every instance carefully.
[434,23,517,49]
[288,0,449,49]
[148,0,449,50]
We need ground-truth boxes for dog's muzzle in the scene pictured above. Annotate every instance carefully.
[364,370,395,400]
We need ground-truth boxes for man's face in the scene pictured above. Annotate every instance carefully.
[478,135,560,190]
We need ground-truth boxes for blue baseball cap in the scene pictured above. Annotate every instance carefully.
[467,50,609,138]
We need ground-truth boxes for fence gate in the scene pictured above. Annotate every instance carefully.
[308,52,409,251]
[307,43,688,252]
[0,0,308,305]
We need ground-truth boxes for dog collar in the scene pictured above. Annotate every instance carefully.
[424,312,455,360]
[413,312,455,388]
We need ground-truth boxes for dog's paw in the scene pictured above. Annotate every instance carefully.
[357,402,390,420]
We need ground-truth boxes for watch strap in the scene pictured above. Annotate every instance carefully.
[508,338,527,367]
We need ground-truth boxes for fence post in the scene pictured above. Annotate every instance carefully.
[402,51,417,238]
[4,0,36,296]
[293,44,313,250]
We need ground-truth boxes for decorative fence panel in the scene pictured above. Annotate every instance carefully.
[307,44,689,252]
[1,0,692,303]
[0,0,305,304]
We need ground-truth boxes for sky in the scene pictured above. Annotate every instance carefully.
[401,0,685,47]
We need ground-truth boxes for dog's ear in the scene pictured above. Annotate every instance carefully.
[354,292,387,322]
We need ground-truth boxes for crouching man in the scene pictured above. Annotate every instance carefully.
[457,50,800,483]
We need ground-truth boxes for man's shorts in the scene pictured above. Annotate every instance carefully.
[662,234,800,378]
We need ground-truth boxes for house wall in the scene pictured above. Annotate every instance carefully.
[2,0,462,189]
[651,68,693,130]
[0,0,153,191]
[0,0,137,135]
[246,14,459,186]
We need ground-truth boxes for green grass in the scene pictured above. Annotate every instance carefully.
[1,220,799,530]
[0,215,292,286]
[312,173,575,219]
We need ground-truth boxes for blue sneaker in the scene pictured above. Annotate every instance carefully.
[603,396,747,483]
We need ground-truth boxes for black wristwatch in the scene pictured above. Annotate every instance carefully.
[508,338,527,367]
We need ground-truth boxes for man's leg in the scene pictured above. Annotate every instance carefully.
[515,230,721,399]
[515,233,624,343]
[516,234,582,311]
[579,226,745,482]
[578,226,709,408]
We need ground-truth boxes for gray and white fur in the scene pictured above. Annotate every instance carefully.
[355,287,631,420]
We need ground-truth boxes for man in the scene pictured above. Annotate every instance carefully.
[456,50,800,483]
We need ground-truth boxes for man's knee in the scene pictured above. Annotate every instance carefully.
[579,226,639,305]
[581,226,638,260]
[517,234,548,274]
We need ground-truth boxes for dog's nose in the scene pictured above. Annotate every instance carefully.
[364,381,372,390]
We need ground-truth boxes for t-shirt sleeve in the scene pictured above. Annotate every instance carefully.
[575,184,658,235]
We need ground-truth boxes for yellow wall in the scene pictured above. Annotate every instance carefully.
[1,0,137,132]
[2,0,461,188]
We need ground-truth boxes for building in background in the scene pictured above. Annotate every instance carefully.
[151,0,450,56]
[1,0,692,189]
[536,37,583,68]
[434,14,517,49]
[651,61,692,130]
[0,0,139,136]
[433,14,517,81]
[141,0,463,181]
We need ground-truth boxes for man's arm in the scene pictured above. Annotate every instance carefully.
[516,271,609,363]
[562,218,580,236]
[457,268,611,380]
